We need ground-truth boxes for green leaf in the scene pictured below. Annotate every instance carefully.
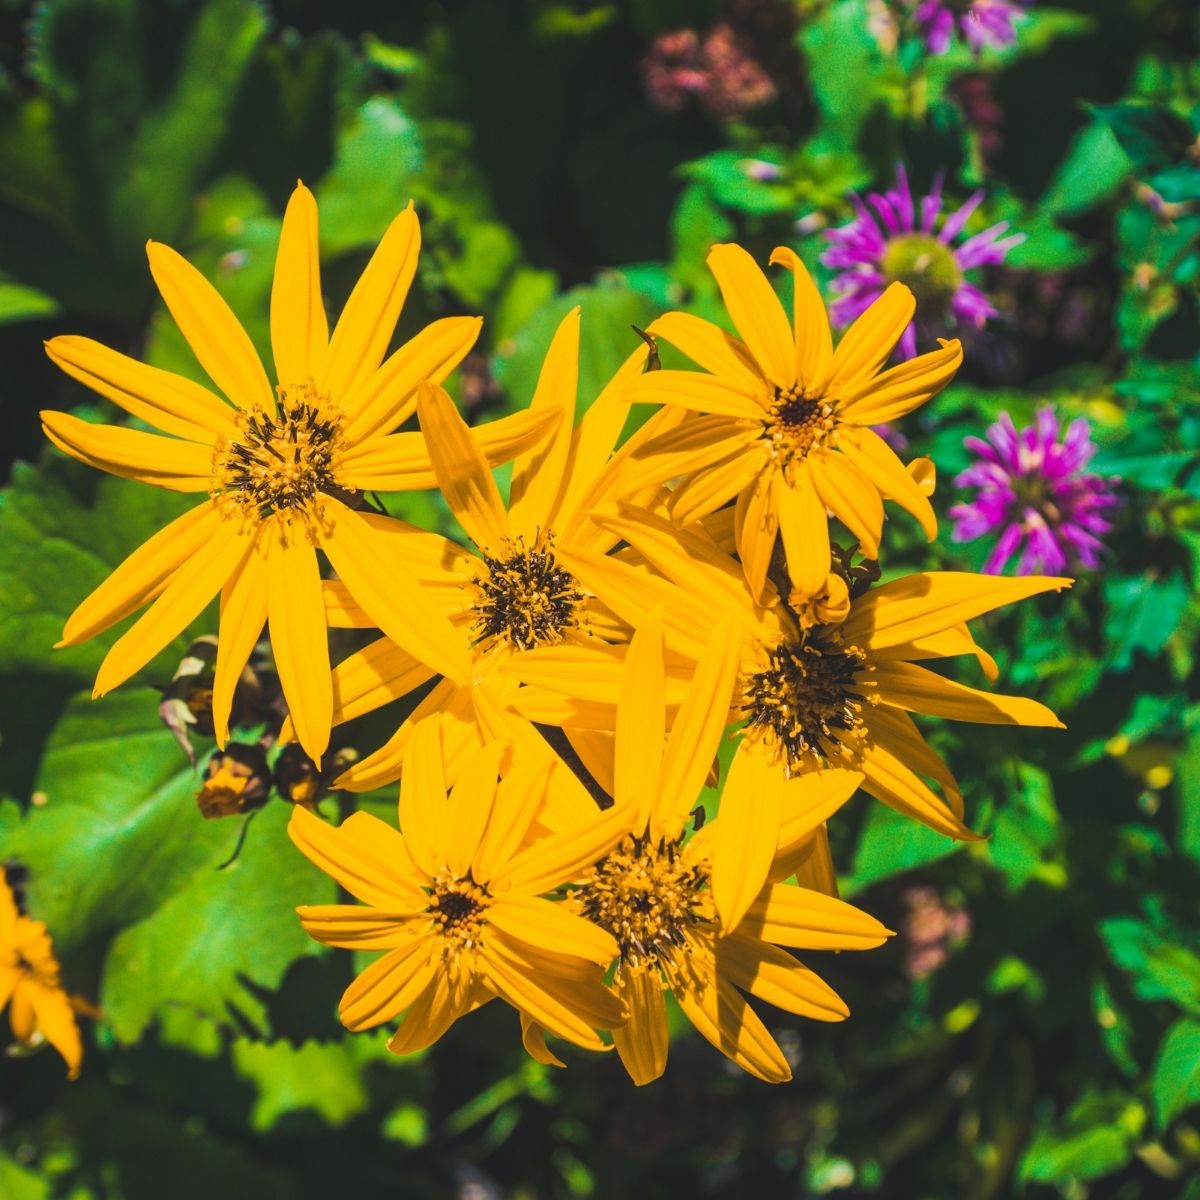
[987,763,1062,891]
[0,458,196,689]
[1019,1089,1144,1186]
[1092,103,1195,174]
[1177,715,1200,867]
[1039,121,1133,218]
[801,0,881,151]
[0,1151,50,1200]
[1092,976,1138,1078]
[1098,917,1200,1012]
[231,1038,370,1131]
[0,688,333,1040]
[842,802,964,895]
[492,273,659,414]
[0,274,60,324]
[1103,572,1190,671]
[1151,1019,1200,1130]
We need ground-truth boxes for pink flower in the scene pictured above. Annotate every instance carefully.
[913,0,1026,56]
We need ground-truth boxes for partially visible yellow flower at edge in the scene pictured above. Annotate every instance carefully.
[620,242,962,600]
[41,182,554,765]
[1,878,82,1079]
[288,720,632,1057]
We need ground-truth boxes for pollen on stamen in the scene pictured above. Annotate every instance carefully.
[210,380,347,528]
[573,834,713,973]
[763,383,840,470]
[744,628,876,771]
[471,533,586,651]
[429,875,491,956]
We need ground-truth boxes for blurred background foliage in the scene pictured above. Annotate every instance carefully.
[1,0,1199,1196]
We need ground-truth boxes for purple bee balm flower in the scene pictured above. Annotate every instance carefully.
[822,164,1024,358]
[949,408,1119,575]
[913,0,1026,56]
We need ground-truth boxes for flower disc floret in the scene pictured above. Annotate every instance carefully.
[765,384,839,470]
[212,382,346,524]
[881,233,965,319]
[472,534,586,650]
[745,629,875,771]
[429,874,491,951]
[576,834,713,970]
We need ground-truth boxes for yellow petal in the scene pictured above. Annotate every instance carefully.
[490,895,618,966]
[734,462,779,605]
[868,706,965,817]
[667,938,791,1082]
[320,498,473,683]
[857,729,976,840]
[24,982,84,1079]
[342,315,483,443]
[320,202,419,407]
[339,937,437,1031]
[146,240,274,411]
[668,443,767,528]
[92,522,247,697]
[445,739,507,877]
[647,310,762,392]
[268,527,331,765]
[211,532,269,746]
[59,501,218,646]
[822,282,915,394]
[718,931,848,1021]
[480,941,610,1051]
[471,754,554,883]
[837,425,936,540]
[710,742,784,933]
[521,1015,567,1068]
[707,243,795,388]
[399,716,449,878]
[508,307,579,538]
[271,181,328,387]
[42,410,213,492]
[810,450,884,558]
[288,805,427,905]
[415,382,510,554]
[775,766,863,861]
[298,904,427,949]
[768,246,833,389]
[322,579,375,629]
[872,622,999,681]
[620,413,760,497]
[624,369,765,420]
[614,609,666,825]
[875,661,1064,727]
[611,965,669,1085]
[654,613,742,837]
[741,883,892,950]
[771,824,839,894]
[326,636,438,727]
[774,463,830,598]
[844,571,1072,651]
[839,337,962,425]
[45,335,235,441]
[386,971,479,1057]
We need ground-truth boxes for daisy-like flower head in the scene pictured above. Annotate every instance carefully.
[1,876,82,1078]
[559,612,889,1084]
[288,723,630,1058]
[822,165,1024,358]
[912,0,1026,56]
[949,408,1119,574]
[41,183,555,765]
[307,310,683,797]
[620,242,962,600]
[506,506,1070,899]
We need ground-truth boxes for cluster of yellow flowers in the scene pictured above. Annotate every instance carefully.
[32,184,1068,1083]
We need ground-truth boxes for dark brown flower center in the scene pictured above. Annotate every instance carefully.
[472,534,586,650]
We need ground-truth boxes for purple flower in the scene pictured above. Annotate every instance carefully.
[821,164,1024,358]
[913,0,1026,56]
[949,409,1119,575]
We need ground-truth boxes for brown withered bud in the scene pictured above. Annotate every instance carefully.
[195,744,271,820]
[159,637,219,764]
[829,542,881,600]
[273,744,359,808]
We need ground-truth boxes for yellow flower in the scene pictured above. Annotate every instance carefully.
[560,612,889,1084]
[620,243,962,599]
[303,309,678,796]
[42,183,551,764]
[507,506,1070,908]
[1,878,82,1079]
[288,721,630,1056]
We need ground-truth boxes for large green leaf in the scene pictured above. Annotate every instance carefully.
[231,1037,370,1131]
[1151,1018,1200,1131]
[842,802,964,895]
[1098,917,1200,1013]
[0,688,334,1041]
[1019,1089,1144,1186]
[0,458,197,689]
